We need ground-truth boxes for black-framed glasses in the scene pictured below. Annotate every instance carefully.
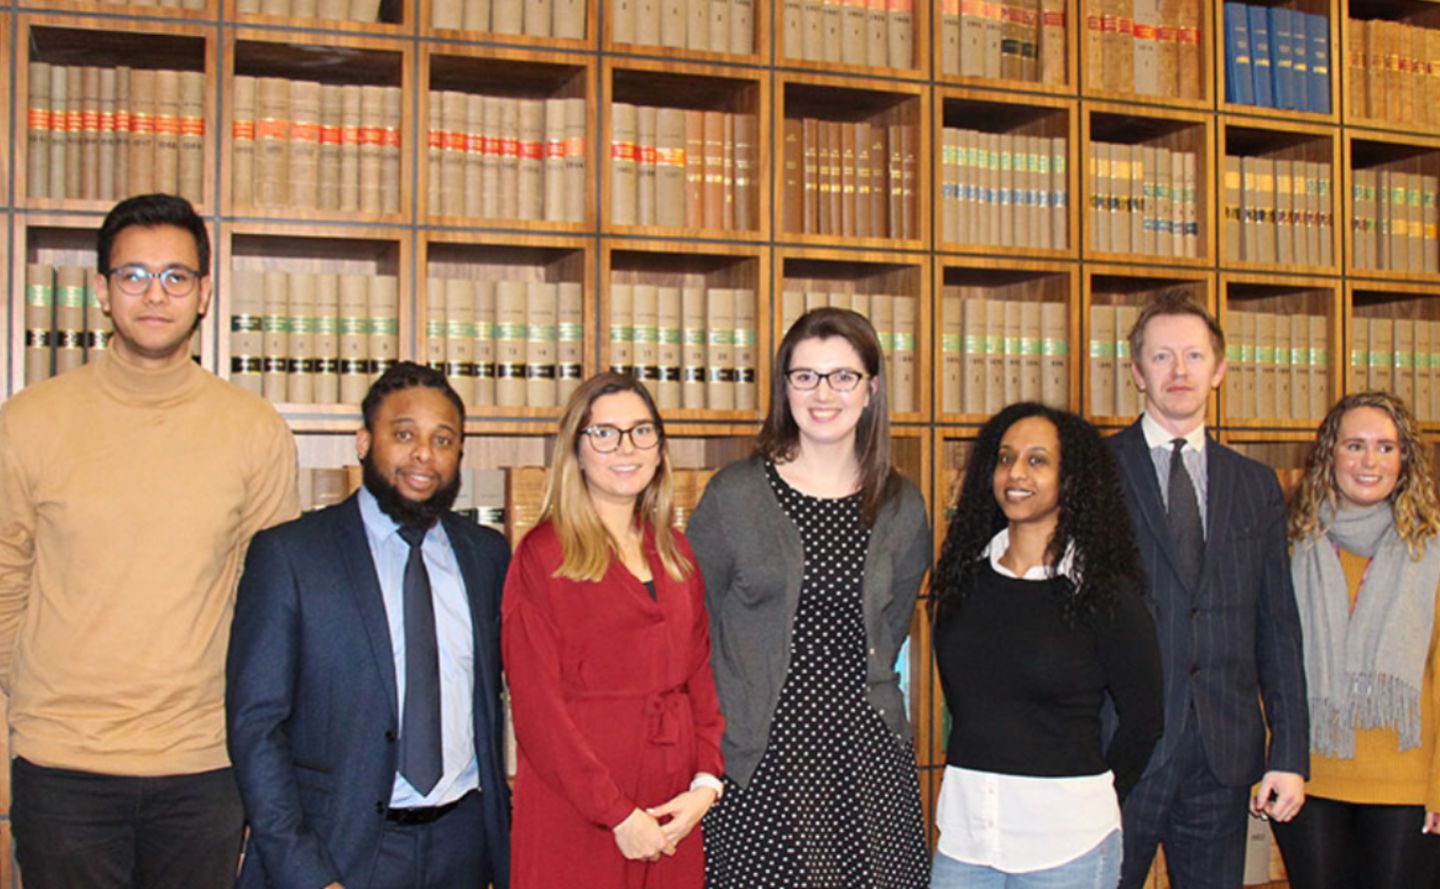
[582,422,661,453]
[784,368,867,392]
[107,263,203,298]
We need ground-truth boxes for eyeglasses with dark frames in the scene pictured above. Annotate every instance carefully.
[107,263,203,298]
[582,422,662,453]
[784,368,867,392]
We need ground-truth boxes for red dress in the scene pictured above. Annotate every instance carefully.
[502,520,725,888]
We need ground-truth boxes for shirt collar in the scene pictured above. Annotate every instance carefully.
[1141,412,1207,455]
[982,528,1077,581]
[358,484,428,546]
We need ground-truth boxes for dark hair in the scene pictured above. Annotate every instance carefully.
[97,194,211,275]
[362,361,467,432]
[932,402,1145,625]
[1128,289,1225,360]
[756,307,900,527]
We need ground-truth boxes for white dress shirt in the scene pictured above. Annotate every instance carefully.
[1140,412,1209,535]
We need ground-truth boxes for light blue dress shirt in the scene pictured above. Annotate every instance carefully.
[357,486,479,808]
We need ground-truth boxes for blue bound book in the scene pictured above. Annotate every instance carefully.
[1307,13,1331,114]
[1291,9,1310,112]
[1224,2,1255,105]
[1270,6,1294,110]
[1249,4,1274,107]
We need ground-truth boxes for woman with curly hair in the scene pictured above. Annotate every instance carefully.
[930,401,1163,888]
[1271,392,1440,888]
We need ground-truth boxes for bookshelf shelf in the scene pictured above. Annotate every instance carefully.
[1219,272,1339,426]
[1080,0,1214,108]
[605,0,765,63]
[21,0,217,20]
[1218,117,1339,273]
[424,0,594,44]
[1217,0,1337,123]
[1346,278,1440,425]
[1341,0,1440,135]
[775,0,924,78]
[1343,130,1440,280]
[934,0,1076,90]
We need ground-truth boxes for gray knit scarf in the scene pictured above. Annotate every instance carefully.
[1292,502,1440,757]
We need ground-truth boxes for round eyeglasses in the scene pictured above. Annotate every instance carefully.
[108,263,203,298]
[784,368,867,392]
[582,423,662,453]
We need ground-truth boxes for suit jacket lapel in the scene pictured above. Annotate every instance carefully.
[443,515,499,703]
[1117,422,1194,596]
[1198,435,1233,600]
[336,495,400,720]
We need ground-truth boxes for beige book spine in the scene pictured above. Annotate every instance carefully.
[1041,300,1068,408]
[496,281,529,406]
[1040,0,1065,83]
[637,105,658,225]
[526,282,559,407]
[339,85,362,212]
[802,0,824,59]
[80,67,100,201]
[288,80,321,210]
[1225,309,1249,420]
[517,99,545,220]
[262,270,290,402]
[229,269,265,394]
[311,274,340,404]
[1254,311,1277,419]
[866,0,888,66]
[554,0,584,37]
[63,66,81,199]
[439,91,466,217]
[632,283,661,388]
[706,288,737,410]
[613,0,635,42]
[1288,312,1309,420]
[433,0,463,28]
[1273,312,1292,418]
[85,273,112,360]
[498,99,521,218]
[1393,316,1416,408]
[287,272,317,405]
[712,0,734,51]
[1350,315,1370,397]
[153,69,181,195]
[659,0,685,46]
[682,285,708,408]
[941,294,962,414]
[1309,314,1329,421]
[564,98,586,223]
[703,111,725,230]
[656,107,688,228]
[381,87,402,214]
[127,67,157,197]
[783,0,802,56]
[636,0,661,43]
[27,62,52,199]
[231,76,257,207]
[1002,298,1022,405]
[891,295,916,412]
[47,66,68,199]
[888,0,913,67]
[443,278,478,407]
[557,282,584,402]
[178,71,205,204]
[780,291,804,337]
[612,103,638,225]
[842,0,868,63]
[358,85,385,214]
[543,99,568,222]
[1115,304,1138,415]
[96,68,120,201]
[734,289,758,410]
[731,0,754,52]
[474,280,498,407]
[425,276,448,374]
[1018,299,1043,403]
[978,296,1001,413]
[368,275,399,378]
[655,285,682,409]
[480,97,502,218]
[1089,303,1116,416]
[255,76,290,208]
[53,266,87,376]
[524,0,553,36]
[961,295,987,412]
[493,0,524,31]
[25,264,54,386]
[464,94,485,218]
[942,0,962,74]
[734,113,756,231]
[609,280,634,375]
[871,294,897,403]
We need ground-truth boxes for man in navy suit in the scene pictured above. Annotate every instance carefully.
[1111,292,1308,889]
[227,362,510,889]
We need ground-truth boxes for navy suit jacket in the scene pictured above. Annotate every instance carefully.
[1109,421,1308,787]
[227,495,511,889]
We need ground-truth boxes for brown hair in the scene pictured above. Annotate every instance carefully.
[1128,289,1226,361]
[755,307,901,526]
[539,372,691,581]
[1288,391,1440,556]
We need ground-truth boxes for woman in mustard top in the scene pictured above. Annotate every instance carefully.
[1275,391,1440,888]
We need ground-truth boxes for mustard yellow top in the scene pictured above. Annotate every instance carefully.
[1306,547,1440,811]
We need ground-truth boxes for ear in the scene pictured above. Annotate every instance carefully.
[1129,359,1146,392]
[356,427,372,462]
[196,274,214,318]
[93,270,112,316]
[1210,355,1229,389]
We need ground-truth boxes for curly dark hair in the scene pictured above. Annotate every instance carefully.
[933,402,1145,625]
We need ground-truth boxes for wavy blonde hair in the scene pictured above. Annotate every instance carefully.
[1288,391,1440,556]
[539,372,691,582]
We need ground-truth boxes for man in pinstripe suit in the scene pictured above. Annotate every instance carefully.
[1111,292,1309,889]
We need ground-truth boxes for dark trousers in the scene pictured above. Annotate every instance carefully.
[1118,718,1250,889]
[371,790,489,889]
[10,757,245,889]
[1271,795,1440,889]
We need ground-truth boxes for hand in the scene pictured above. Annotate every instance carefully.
[648,787,719,846]
[1250,770,1305,822]
[613,808,676,862]
[323,884,345,889]
[1423,811,1440,834]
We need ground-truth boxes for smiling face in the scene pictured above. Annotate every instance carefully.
[1332,405,1402,511]
[785,336,875,453]
[357,385,463,508]
[992,415,1063,537]
[94,224,211,369]
[1131,312,1227,437]
[578,390,662,513]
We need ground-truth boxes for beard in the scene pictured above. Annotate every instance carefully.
[361,454,463,531]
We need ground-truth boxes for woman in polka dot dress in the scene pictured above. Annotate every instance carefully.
[687,308,932,888]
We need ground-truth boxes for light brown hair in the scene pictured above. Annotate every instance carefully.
[1128,289,1226,361]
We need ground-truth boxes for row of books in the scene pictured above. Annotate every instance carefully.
[1088,141,1200,258]
[1350,164,1440,274]
[615,0,754,53]
[25,63,205,204]
[609,278,758,411]
[426,93,586,223]
[1221,155,1334,267]
[1222,4,1331,113]
[96,0,203,9]
[779,288,919,413]
[430,0,585,37]
[781,0,911,67]
[611,105,758,231]
[1346,19,1440,128]
[938,294,1070,414]
[938,129,1068,249]
[1350,316,1440,424]
[232,77,403,215]
[780,118,917,239]
[228,270,401,405]
[499,464,717,547]
[1088,303,1141,417]
[940,0,1064,84]
[23,264,112,385]
[1223,310,1330,421]
[237,0,384,21]
[424,277,585,410]
[1084,0,1204,98]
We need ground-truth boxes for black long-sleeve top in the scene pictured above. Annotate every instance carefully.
[934,560,1164,799]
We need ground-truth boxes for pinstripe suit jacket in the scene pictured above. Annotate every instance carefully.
[1109,421,1309,787]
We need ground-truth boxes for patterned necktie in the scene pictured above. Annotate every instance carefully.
[1167,438,1204,590]
[398,524,442,795]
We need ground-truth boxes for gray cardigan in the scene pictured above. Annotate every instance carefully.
[686,456,932,788]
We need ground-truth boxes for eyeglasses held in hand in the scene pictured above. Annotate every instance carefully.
[582,423,662,453]
[107,264,203,298]
[784,368,867,392]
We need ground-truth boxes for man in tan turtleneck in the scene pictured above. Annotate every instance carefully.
[0,194,299,889]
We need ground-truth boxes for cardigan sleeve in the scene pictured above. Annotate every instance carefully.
[685,480,735,625]
[1097,588,1165,801]
[501,539,636,829]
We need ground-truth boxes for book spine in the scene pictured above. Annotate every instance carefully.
[733,289,757,410]
[443,278,478,407]
[27,62,52,199]
[358,86,385,213]
[54,266,87,376]
[557,282,584,402]
[287,272,316,405]
[706,289,737,409]
[611,102,638,225]
[368,276,399,378]
[262,270,291,402]
[682,285,707,408]
[525,282,558,407]
[656,107,688,228]
[517,99,546,221]
[609,280,634,375]
[474,280,498,407]
[495,281,529,406]
[544,98,568,222]
[230,269,265,395]
[255,76,290,208]
[288,80,321,210]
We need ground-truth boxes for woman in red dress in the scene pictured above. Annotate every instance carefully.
[502,371,725,888]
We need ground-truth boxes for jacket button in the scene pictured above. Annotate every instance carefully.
[385,729,397,743]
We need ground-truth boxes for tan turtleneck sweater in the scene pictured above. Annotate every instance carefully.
[0,351,299,777]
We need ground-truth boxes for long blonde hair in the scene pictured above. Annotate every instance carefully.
[539,372,691,582]
[1289,391,1440,555]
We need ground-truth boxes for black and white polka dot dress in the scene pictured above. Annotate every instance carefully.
[703,462,930,889]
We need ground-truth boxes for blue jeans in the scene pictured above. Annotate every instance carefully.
[931,829,1123,889]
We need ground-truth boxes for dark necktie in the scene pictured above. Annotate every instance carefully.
[398,524,443,795]
[1167,438,1204,590]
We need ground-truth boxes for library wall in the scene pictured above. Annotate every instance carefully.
[1,0,1433,883]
